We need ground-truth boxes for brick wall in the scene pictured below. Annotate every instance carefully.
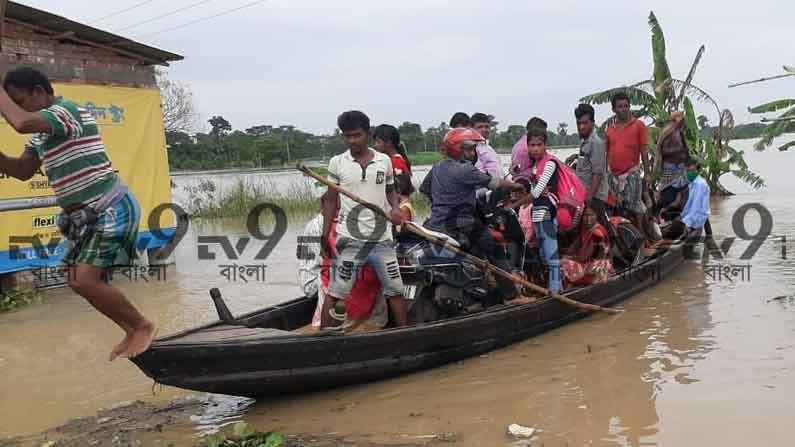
[0,22,157,87]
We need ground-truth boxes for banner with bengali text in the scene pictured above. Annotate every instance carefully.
[0,83,174,273]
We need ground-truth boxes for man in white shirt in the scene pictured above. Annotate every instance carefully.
[321,110,408,329]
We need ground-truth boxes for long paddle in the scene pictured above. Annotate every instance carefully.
[297,164,623,315]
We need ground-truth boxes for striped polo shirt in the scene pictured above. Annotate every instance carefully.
[327,148,394,242]
[24,96,118,210]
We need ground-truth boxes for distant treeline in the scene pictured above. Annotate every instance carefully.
[165,116,769,171]
[702,122,769,140]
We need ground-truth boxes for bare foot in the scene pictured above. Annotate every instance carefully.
[121,322,157,359]
[109,332,133,362]
[506,296,537,306]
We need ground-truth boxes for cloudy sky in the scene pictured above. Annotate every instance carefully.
[17,0,794,135]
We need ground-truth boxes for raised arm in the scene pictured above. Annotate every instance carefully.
[0,87,52,134]
[0,149,41,181]
[655,118,680,176]
[639,122,651,184]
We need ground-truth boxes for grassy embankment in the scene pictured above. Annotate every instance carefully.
[188,157,432,220]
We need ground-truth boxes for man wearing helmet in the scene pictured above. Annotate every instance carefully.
[419,128,525,303]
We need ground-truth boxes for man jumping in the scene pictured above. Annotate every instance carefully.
[0,67,155,361]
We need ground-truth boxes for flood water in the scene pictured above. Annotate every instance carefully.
[2,139,795,446]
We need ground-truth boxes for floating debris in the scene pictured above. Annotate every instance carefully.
[507,424,536,439]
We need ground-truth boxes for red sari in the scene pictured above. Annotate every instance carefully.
[561,223,614,287]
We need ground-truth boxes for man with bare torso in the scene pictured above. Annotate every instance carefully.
[654,112,689,215]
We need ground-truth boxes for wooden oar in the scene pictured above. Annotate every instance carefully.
[298,164,623,315]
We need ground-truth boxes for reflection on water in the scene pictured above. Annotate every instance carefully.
[1,140,795,445]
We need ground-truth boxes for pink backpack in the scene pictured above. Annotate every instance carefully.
[533,153,585,232]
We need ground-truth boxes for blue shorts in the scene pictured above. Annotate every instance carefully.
[329,239,404,298]
[63,192,141,268]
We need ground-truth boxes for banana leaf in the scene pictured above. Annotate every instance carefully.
[720,110,735,130]
[754,107,795,151]
[725,146,749,170]
[648,11,672,102]
[779,141,795,151]
[675,45,706,109]
[631,79,720,116]
[682,97,700,151]
[579,87,656,108]
[749,99,795,114]
[732,169,766,189]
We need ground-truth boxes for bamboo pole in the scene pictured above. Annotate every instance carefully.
[728,72,795,88]
[298,164,623,315]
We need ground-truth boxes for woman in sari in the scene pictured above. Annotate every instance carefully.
[561,206,614,287]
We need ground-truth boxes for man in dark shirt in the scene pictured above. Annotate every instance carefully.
[420,128,523,302]
[574,103,611,231]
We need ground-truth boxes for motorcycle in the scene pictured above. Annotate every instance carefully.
[397,185,529,324]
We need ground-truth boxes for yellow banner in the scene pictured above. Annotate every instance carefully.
[0,83,174,271]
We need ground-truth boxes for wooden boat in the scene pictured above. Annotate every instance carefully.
[131,239,688,398]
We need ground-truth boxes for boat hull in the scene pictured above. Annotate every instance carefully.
[132,244,685,397]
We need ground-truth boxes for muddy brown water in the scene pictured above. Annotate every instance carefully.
[2,140,795,446]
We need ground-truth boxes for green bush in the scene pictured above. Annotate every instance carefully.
[0,288,39,312]
[199,423,283,447]
[408,152,442,166]
[186,178,319,219]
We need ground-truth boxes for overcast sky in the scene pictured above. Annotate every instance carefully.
[17,0,795,135]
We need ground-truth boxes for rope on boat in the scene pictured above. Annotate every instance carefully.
[297,164,624,315]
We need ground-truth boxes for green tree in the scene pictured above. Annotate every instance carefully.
[557,122,569,137]
[697,115,709,130]
[209,116,232,140]
[580,11,762,195]
[207,116,232,162]
[423,122,448,152]
[253,136,286,166]
[495,124,526,149]
[398,122,424,153]
[245,125,273,136]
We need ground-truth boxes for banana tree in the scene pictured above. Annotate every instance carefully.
[580,11,763,195]
[581,13,719,130]
[749,99,795,151]
[733,65,795,152]
[683,98,765,195]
